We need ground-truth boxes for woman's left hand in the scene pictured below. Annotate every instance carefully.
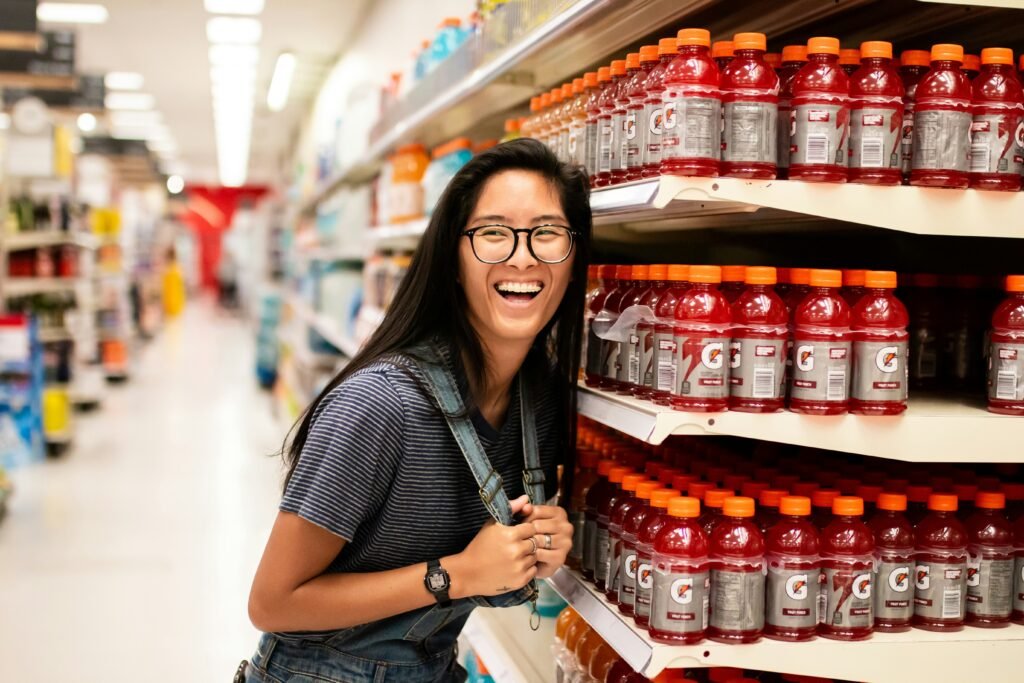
[520,503,574,579]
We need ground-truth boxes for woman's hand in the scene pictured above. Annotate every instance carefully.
[446,495,538,598]
[520,500,574,580]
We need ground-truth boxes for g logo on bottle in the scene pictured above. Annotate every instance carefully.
[702,342,724,370]
[916,564,930,591]
[638,563,653,590]
[1015,120,1024,150]
[729,341,741,370]
[663,102,677,130]
[888,566,910,593]
[786,573,809,600]
[670,577,694,605]
[649,107,664,135]
[797,345,815,372]
[875,346,900,373]
[967,557,980,588]
[853,573,872,600]
[625,553,638,580]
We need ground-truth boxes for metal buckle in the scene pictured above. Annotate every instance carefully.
[523,468,546,486]
[478,470,503,505]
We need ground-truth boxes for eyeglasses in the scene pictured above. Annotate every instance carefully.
[462,224,579,264]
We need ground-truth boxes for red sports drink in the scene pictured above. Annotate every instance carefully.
[608,474,649,602]
[741,480,771,501]
[765,496,820,641]
[987,275,1024,415]
[641,38,680,178]
[595,466,634,591]
[841,269,866,306]
[790,269,852,415]
[1014,512,1024,624]
[569,448,600,570]
[729,266,788,413]
[775,267,793,300]
[812,489,841,528]
[634,488,677,628]
[870,493,915,632]
[661,29,721,177]
[720,265,746,303]
[632,265,669,399]
[789,37,851,183]
[848,41,905,185]
[721,32,780,179]
[765,52,781,70]
[612,52,642,185]
[651,265,690,405]
[596,60,627,187]
[954,483,979,516]
[899,50,932,182]
[850,271,909,415]
[708,496,765,643]
[962,54,981,81]
[568,75,593,167]
[712,41,734,71]
[650,496,710,643]
[584,66,611,181]
[626,46,660,181]
[700,488,735,537]
[583,459,617,581]
[672,265,732,412]
[914,494,968,631]
[1004,482,1024,522]
[969,48,1024,192]
[594,264,633,390]
[840,48,861,77]
[966,492,1014,627]
[783,267,812,313]
[819,496,875,640]
[616,265,652,394]
[856,484,883,517]
[906,484,934,525]
[585,265,617,387]
[758,488,789,534]
[618,481,661,613]
[911,44,973,188]
[777,46,809,178]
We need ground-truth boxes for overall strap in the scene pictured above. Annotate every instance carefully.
[518,373,547,505]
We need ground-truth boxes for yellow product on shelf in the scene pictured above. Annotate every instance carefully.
[42,387,72,438]
[90,207,122,238]
[53,124,74,178]
[162,262,186,317]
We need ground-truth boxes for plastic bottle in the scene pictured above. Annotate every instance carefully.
[987,275,1024,415]
[610,53,642,185]
[719,265,747,303]
[729,266,788,413]
[856,484,882,517]
[765,52,781,70]
[789,37,851,183]
[672,265,732,412]
[758,488,789,534]
[1014,512,1024,624]
[632,265,670,399]
[651,265,690,406]
[790,269,853,415]
[650,496,709,643]
[907,485,934,524]
[594,465,634,590]
[562,82,579,162]
[634,488,677,629]
[661,29,722,177]
[536,92,553,151]
[596,60,627,187]
[582,459,615,581]
[388,144,430,223]
[910,44,973,188]
[587,643,619,683]
[626,46,660,181]
[567,76,591,166]
[848,41,905,185]
[585,265,618,387]
[569,449,600,570]
[618,481,662,613]
[713,41,735,72]
[708,496,765,643]
[593,265,633,391]
[899,49,932,182]
[850,271,909,415]
[700,488,736,537]
[765,495,821,641]
[721,32,780,179]
[642,37,681,178]
[915,494,969,631]
[616,265,652,394]
[585,67,611,181]
[608,474,649,602]
[1003,482,1024,523]
[561,612,589,682]
[775,267,793,300]
[840,48,861,77]
[869,493,915,632]
[553,86,569,158]
[552,606,577,680]
[841,269,866,306]
[962,54,981,81]
[819,496,874,640]
[522,96,540,139]
[966,492,1014,627]
[777,46,809,179]
[969,48,1024,192]
[572,626,603,683]
[783,267,812,314]
[812,489,841,529]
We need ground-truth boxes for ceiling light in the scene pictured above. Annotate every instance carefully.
[76,112,97,132]
[209,44,259,66]
[104,72,144,90]
[166,175,185,194]
[267,52,296,112]
[105,92,155,110]
[204,0,264,14]
[37,3,109,24]
[206,16,262,44]
[210,64,256,85]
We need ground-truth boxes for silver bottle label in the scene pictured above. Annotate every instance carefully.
[914,560,966,621]
[710,568,765,632]
[968,111,1024,176]
[766,566,820,630]
[849,106,902,169]
[966,553,1013,618]
[988,342,1024,402]
[661,92,721,161]
[791,103,849,167]
[651,567,710,634]
[852,339,908,401]
[673,334,730,399]
[723,100,778,163]
[874,558,914,622]
[821,565,873,629]
[912,108,971,172]
[790,339,851,402]
[730,337,787,400]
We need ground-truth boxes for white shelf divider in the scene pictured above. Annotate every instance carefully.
[462,604,556,683]
[287,295,361,359]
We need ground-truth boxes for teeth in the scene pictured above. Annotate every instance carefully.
[496,282,543,294]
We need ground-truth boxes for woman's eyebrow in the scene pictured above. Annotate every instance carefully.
[532,214,568,223]
[469,214,509,225]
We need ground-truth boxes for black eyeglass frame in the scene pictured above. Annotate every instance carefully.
[461,224,581,265]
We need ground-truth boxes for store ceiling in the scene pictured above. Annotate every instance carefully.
[55,0,373,185]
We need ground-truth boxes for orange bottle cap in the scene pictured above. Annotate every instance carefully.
[733,32,767,52]
[906,485,933,502]
[631,264,650,280]
[931,43,964,63]
[812,489,840,508]
[712,40,735,59]
[539,93,551,108]
[760,488,789,508]
[572,78,585,94]
[723,496,756,518]
[505,118,521,133]
[637,481,660,500]
[669,496,701,518]
[671,473,695,491]
[677,29,710,48]
[609,466,633,484]
[901,49,931,67]
[764,52,781,68]
[529,96,540,112]
[688,481,714,499]
[855,485,882,503]
[667,264,690,282]
[962,53,981,71]
[843,269,866,287]
[975,492,1006,509]
[440,17,461,28]
[808,37,841,56]
[598,66,612,82]
[745,266,776,285]
[928,493,959,512]
[626,52,641,70]
[611,60,627,77]
[649,264,669,280]
[640,45,660,63]
[584,71,599,88]
[689,264,722,284]
[865,270,897,288]
[877,493,907,511]
[779,495,811,516]
[622,474,646,492]
[810,268,842,287]
[651,489,676,509]
[563,83,575,97]
[659,37,681,55]
[782,45,808,63]
[790,267,812,286]
[598,264,617,279]
[839,48,861,65]
[721,265,746,282]
[597,459,615,476]
[860,41,892,59]
[832,496,864,516]
[615,264,632,280]
[551,88,564,104]
[1005,275,1024,292]
[705,488,735,509]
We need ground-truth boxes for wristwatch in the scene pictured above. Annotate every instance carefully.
[424,559,452,607]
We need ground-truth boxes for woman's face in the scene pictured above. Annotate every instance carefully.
[458,169,575,349]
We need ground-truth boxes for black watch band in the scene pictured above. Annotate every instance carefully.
[424,559,452,607]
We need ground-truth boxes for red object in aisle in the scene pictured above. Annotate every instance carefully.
[612,53,642,185]
[965,492,1014,627]
[584,67,611,182]
[595,265,634,391]
[633,265,671,399]
[671,265,732,412]
[914,493,969,631]
[634,489,677,628]
[650,496,709,644]
[699,488,735,537]
[954,483,979,515]
[721,32,780,179]
[848,41,905,185]
[651,265,691,406]
[758,488,789,534]
[850,271,909,415]
[661,29,721,178]
[595,465,635,590]
[870,493,915,632]
[708,496,765,643]
[616,265,652,394]
[1014,512,1024,624]
[910,44,973,188]
[608,474,649,602]
[719,265,747,303]
[789,269,852,415]
[987,275,1024,415]
[585,265,618,387]
[596,60,628,187]
[777,46,809,178]
[789,37,851,183]
[899,49,932,182]
[712,40,735,71]
[962,53,981,80]
[729,266,788,413]
[840,48,862,77]
[618,481,662,613]
[569,448,600,569]
[775,267,793,300]
[626,46,660,181]
[841,269,867,306]
[819,496,875,640]
[764,496,820,641]
[1003,482,1024,522]
[969,48,1024,192]
[642,38,681,179]
[582,459,617,581]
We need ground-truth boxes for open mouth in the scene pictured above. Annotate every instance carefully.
[494,281,544,303]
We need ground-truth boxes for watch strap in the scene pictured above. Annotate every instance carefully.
[425,559,452,607]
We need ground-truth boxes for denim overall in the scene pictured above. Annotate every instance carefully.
[244,346,545,683]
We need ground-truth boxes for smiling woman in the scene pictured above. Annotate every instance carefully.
[243,139,591,683]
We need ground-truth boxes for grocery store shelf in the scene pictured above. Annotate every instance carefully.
[38,327,73,343]
[3,231,100,251]
[0,31,41,52]
[298,245,366,263]
[462,605,556,683]
[548,567,1024,682]
[366,218,429,251]
[3,277,81,298]
[277,326,343,372]
[577,383,1024,462]
[287,295,361,358]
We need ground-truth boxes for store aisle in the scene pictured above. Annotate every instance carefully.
[0,302,286,681]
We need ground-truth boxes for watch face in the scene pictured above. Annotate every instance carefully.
[427,572,449,592]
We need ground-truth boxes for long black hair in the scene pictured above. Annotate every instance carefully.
[282,138,592,492]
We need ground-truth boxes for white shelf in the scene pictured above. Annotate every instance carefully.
[366,218,429,251]
[3,231,100,251]
[297,245,366,263]
[548,568,1024,682]
[287,295,361,358]
[577,384,1024,462]
[277,326,343,372]
[462,605,556,683]
[3,277,82,297]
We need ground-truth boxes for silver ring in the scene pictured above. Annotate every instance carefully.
[544,533,552,550]
[528,537,537,555]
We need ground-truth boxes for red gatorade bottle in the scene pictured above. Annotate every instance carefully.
[634,488,677,629]
[650,496,710,644]
[790,269,852,415]
[661,29,721,177]
[969,48,1024,192]
[820,496,875,640]
[612,52,642,185]
[914,494,968,631]
[777,45,809,178]
[1013,512,1024,624]
[758,488,789,534]
[840,48,861,77]
[910,44,973,188]
[569,448,600,570]
[672,265,732,412]
[812,489,841,528]
[729,266,788,413]
[962,54,981,81]
[841,269,866,306]
[583,459,616,582]
[595,265,633,391]
[642,38,681,178]
[632,265,670,398]
[584,66,611,182]
[987,275,1024,415]
[626,46,660,181]
[870,493,915,632]
[966,492,1014,627]
[651,265,690,406]
[616,265,652,394]
[899,50,932,182]
[700,488,736,537]
[708,496,765,643]
[585,264,617,387]
[618,481,662,613]
[789,37,851,183]
[848,41,905,185]
[713,41,735,71]
[721,32,780,179]
[596,60,627,187]
[608,474,650,602]
[906,484,934,525]
[719,265,746,303]
[596,466,635,591]
[765,496,821,641]
[850,271,909,416]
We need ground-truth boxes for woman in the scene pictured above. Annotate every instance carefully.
[244,138,591,682]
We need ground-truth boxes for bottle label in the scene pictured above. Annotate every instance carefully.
[635,554,655,618]
[777,99,792,170]
[729,337,787,400]
[821,566,873,629]
[570,510,585,561]
[585,325,604,378]
[911,108,971,172]
[653,331,678,393]
[644,100,665,166]
[966,553,1014,618]
[624,110,641,169]
[673,334,730,399]
[901,90,918,174]
[722,100,778,163]
[598,120,615,174]
[914,560,966,621]
[616,338,632,384]
[790,339,851,402]
[585,120,599,174]
[602,338,621,382]
[988,342,1024,402]
[558,130,570,164]
[849,106,902,169]
[595,526,610,583]
[791,103,850,167]
[618,548,639,604]
[661,91,721,161]
[710,568,765,632]
[1014,556,1024,615]
[766,566,820,630]
[583,518,597,573]
[637,326,656,389]
[611,111,626,171]
[968,111,1024,176]
[651,566,710,634]
[608,535,622,593]
[911,326,939,381]
[874,558,914,622]
[852,339,909,401]
[569,121,586,166]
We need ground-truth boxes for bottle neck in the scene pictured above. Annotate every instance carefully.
[931,59,960,71]
[780,514,809,523]
[983,64,1014,75]
[811,285,837,295]
[660,53,676,65]
[747,283,773,294]
[735,48,764,61]
[679,45,708,58]
[834,514,861,523]
[810,52,839,65]
[867,287,892,296]
[690,282,718,292]
[863,57,891,68]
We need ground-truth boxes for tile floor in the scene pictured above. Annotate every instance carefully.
[0,302,287,681]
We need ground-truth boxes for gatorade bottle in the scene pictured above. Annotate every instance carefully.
[907,486,935,526]
[553,607,579,681]
[775,267,793,300]
[618,481,662,613]
[764,496,820,641]
[594,265,633,391]
[536,92,552,150]
[585,67,611,181]
[856,484,883,517]
[777,46,809,179]
[596,60,627,187]
[569,449,600,570]
[651,265,690,406]
[708,496,765,643]
[558,83,575,162]
[721,32,780,179]
[632,265,670,399]
[612,53,642,185]
[583,459,616,581]
[987,275,1024,415]
[742,480,770,501]
[626,46,660,181]
[642,38,680,179]
[915,494,969,631]
[848,42,905,185]
[608,474,649,602]
[700,488,736,537]
[963,54,981,81]
[720,265,747,303]
[522,96,540,140]
[840,48,862,77]
[758,488,789,534]
[617,265,652,394]
[661,29,722,178]
[969,48,1024,192]
[635,488,676,628]
[966,492,1014,627]
[899,49,932,182]
[812,489,841,529]
[841,269,867,306]
[596,466,634,590]
[650,496,710,643]
[671,265,732,412]
[783,267,812,314]
[850,271,909,415]
[561,613,589,682]
[790,269,853,415]
[729,266,788,413]
[765,52,781,70]
[1014,513,1024,624]
[820,496,875,640]
[713,41,734,71]
[789,38,851,183]
[955,483,979,516]
[546,88,563,154]
[869,493,915,632]
[911,44,973,188]
[568,74,594,167]
[585,265,617,387]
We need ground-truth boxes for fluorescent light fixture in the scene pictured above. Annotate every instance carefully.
[76,112,97,132]
[37,2,108,24]
[105,92,155,110]
[166,175,185,194]
[266,52,296,112]
[209,44,259,66]
[104,72,144,90]
[204,0,264,14]
[210,64,256,85]
[206,16,262,44]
